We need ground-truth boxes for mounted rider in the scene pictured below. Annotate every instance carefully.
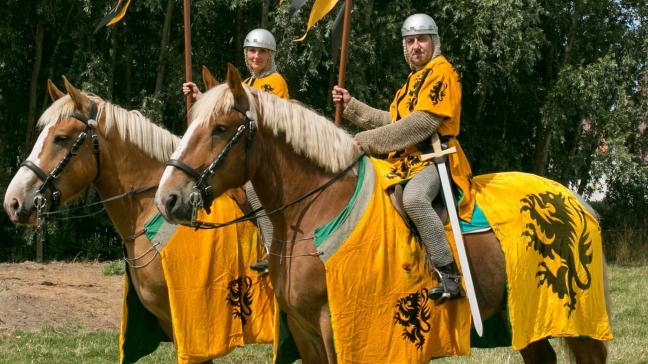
[182,28,289,100]
[241,28,289,99]
[332,14,474,303]
[182,28,289,273]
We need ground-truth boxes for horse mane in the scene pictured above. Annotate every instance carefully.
[38,94,179,162]
[192,84,360,173]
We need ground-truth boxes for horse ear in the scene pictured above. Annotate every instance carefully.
[225,63,247,107]
[47,79,65,101]
[62,75,90,111]
[201,65,219,90]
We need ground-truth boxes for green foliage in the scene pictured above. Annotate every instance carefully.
[0,0,645,261]
[102,260,125,276]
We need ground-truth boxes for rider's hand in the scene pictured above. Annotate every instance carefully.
[182,82,203,101]
[331,85,351,108]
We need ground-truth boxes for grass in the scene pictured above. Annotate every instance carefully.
[0,265,646,363]
[102,260,125,276]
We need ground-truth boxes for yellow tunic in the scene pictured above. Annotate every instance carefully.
[387,55,475,222]
[244,72,290,99]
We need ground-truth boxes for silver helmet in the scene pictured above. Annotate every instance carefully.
[401,14,438,37]
[243,28,276,51]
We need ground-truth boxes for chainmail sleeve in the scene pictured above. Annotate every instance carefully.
[354,111,442,155]
[342,97,392,130]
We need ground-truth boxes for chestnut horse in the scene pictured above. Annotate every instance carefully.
[155,65,610,364]
[3,75,271,362]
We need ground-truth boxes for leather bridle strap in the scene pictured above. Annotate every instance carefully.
[165,102,257,214]
[19,101,100,210]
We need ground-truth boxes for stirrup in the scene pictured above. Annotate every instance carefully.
[428,266,463,304]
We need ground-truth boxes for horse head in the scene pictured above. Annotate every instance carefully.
[4,78,104,224]
[156,64,260,223]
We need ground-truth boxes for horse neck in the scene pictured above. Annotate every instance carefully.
[92,128,165,241]
[251,137,358,241]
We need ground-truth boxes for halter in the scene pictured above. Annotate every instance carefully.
[166,103,257,217]
[20,101,101,213]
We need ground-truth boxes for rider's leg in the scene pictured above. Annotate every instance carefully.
[402,165,461,303]
[246,183,273,272]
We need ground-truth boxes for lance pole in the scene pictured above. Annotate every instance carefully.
[334,0,352,126]
[183,0,192,125]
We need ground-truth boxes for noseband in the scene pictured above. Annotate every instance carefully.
[165,103,257,216]
[20,101,101,212]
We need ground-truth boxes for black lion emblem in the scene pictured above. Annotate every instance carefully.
[393,288,432,349]
[226,276,254,326]
[520,191,593,315]
[429,81,447,105]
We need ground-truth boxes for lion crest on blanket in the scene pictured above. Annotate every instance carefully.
[393,288,433,349]
[520,191,593,315]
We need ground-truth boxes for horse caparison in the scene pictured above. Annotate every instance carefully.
[155,64,609,364]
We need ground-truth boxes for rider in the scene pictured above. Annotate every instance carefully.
[182,28,289,273]
[331,14,474,303]
[182,28,289,100]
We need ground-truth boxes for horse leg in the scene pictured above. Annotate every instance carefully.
[157,317,174,341]
[565,337,607,364]
[519,338,557,364]
[287,315,329,364]
[319,302,337,364]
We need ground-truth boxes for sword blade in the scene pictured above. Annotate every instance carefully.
[436,161,483,337]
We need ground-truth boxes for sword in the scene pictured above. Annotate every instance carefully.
[421,133,483,337]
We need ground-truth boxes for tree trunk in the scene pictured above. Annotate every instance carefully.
[25,21,45,151]
[235,7,244,68]
[155,0,175,95]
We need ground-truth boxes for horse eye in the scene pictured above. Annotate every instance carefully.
[53,135,69,145]
[212,125,227,136]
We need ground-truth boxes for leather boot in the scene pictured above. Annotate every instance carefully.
[250,260,269,273]
[428,264,463,304]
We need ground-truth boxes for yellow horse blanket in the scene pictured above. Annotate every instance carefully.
[119,193,274,363]
[472,172,613,349]
[306,157,472,363]
[282,157,612,363]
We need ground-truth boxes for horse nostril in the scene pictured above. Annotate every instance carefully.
[165,194,178,215]
[10,198,20,213]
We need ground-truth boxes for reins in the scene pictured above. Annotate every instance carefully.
[186,155,362,230]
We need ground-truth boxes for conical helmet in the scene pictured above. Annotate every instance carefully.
[243,28,276,51]
[401,14,438,37]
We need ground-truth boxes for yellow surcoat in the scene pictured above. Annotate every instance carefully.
[388,55,474,221]
[244,72,290,99]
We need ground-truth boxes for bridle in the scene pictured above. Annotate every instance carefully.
[165,100,363,229]
[20,101,101,215]
[165,103,257,218]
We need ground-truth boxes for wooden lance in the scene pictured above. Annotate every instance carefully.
[334,0,352,126]
[183,0,192,125]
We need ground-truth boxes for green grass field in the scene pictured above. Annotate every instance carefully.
[0,265,646,363]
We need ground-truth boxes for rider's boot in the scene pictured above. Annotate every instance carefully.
[250,260,269,274]
[428,263,463,304]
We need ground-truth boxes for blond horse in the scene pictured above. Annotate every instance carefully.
[4,71,270,362]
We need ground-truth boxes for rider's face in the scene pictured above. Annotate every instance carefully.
[245,47,270,74]
[404,34,433,68]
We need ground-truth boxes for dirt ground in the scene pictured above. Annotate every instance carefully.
[0,261,123,334]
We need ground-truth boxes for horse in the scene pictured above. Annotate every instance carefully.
[3,73,273,363]
[155,64,612,364]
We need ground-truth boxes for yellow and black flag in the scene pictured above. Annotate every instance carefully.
[290,0,340,42]
[94,0,132,33]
